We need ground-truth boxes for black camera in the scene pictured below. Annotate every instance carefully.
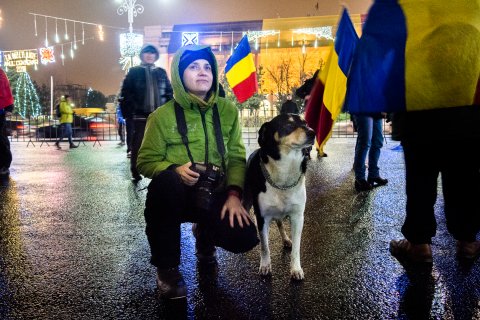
[190,163,225,211]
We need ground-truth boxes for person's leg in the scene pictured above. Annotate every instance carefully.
[401,140,439,244]
[367,118,384,180]
[55,123,65,148]
[389,139,438,263]
[442,139,480,243]
[144,170,191,268]
[130,119,145,180]
[66,123,76,147]
[207,192,259,254]
[353,115,373,190]
[125,118,134,153]
[144,170,192,298]
[0,114,12,172]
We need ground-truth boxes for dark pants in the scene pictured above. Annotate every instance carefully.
[130,119,146,177]
[118,122,125,143]
[125,118,134,153]
[56,123,73,145]
[401,138,480,244]
[144,170,259,269]
[0,114,12,169]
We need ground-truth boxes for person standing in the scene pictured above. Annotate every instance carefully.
[352,112,388,191]
[0,67,14,177]
[280,94,299,114]
[137,45,258,299]
[116,104,126,146]
[54,95,77,150]
[119,44,173,182]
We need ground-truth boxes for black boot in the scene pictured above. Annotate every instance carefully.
[156,267,187,299]
[192,223,216,264]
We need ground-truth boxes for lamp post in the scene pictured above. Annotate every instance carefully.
[117,0,144,72]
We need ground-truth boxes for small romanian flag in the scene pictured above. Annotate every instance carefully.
[225,36,257,103]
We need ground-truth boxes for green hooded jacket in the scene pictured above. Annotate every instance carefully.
[137,45,246,190]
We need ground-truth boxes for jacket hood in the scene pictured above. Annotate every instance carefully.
[170,45,218,109]
[140,44,159,61]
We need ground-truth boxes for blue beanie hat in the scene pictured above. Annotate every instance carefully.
[178,48,215,78]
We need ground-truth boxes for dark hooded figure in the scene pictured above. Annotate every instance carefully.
[119,44,173,181]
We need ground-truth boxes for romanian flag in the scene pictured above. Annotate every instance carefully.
[304,8,358,153]
[345,0,480,114]
[225,35,257,103]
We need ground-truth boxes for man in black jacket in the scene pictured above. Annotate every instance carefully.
[119,44,173,182]
[280,94,299,114]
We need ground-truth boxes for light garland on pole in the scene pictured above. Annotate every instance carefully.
[117,0,145,72]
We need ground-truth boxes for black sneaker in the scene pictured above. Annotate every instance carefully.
[69,144,78,149]
[156,268,187,300]
[355,179,373,192]
[55,142,61,150]
[368,177,388,186]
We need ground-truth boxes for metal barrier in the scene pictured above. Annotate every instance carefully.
[6,112,391,146]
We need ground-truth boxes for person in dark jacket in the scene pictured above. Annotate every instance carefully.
[137,45,258,300]
[280,94,299,114]
[0,67,14,177]
[119,44,173,181]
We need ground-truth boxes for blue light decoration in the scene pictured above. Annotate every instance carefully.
[15,72,42,118]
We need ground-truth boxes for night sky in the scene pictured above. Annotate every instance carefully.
[1,0,372,95]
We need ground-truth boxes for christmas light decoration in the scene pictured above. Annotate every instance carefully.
[292,26,334,40]
[97,25,104,41]
[39,47,55,64]
[117,0,145,71]
[64,19,69,40]
[45,16,49,47]
[15,72,42,118]
[55,18,60,43]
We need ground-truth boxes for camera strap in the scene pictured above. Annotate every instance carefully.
[174,101,226,173]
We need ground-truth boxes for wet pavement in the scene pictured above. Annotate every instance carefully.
[1,139,479,320]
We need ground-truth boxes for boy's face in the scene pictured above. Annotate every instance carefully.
[141,52,157,64]
[182,59,213,99]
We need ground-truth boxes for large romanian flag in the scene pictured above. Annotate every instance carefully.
[304,8,358,152]
[225,35,257,103]
[345,0,480,114]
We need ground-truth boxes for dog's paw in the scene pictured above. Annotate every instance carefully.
[283,238,292,248]
[259,263,272,276]
[290,267,304,280]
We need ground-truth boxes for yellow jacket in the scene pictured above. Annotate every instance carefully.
[59,98,74,124]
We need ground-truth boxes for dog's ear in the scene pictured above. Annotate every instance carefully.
[258,121,270,147]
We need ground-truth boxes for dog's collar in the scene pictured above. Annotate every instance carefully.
[260,160,303,190]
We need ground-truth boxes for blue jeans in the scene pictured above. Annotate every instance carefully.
[353,115,384,181]
[56,123,73,145]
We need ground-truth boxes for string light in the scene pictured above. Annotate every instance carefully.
[44,16,49,47]
[64,19,69,40]
[60,44,65,65]
[15,72,42,118]
[70,42,74,59]
[219,32,222,52]
[55,18,60,43]
[97,25,104,41]
[82,23,85,45]
[34,14,38,36]
[73,22,77,49]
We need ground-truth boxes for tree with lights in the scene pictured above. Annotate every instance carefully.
[14,72,42,118]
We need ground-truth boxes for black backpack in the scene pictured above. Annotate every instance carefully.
[55,104,61,118]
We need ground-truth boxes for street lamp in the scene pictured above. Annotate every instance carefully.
[117,0,144,72]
